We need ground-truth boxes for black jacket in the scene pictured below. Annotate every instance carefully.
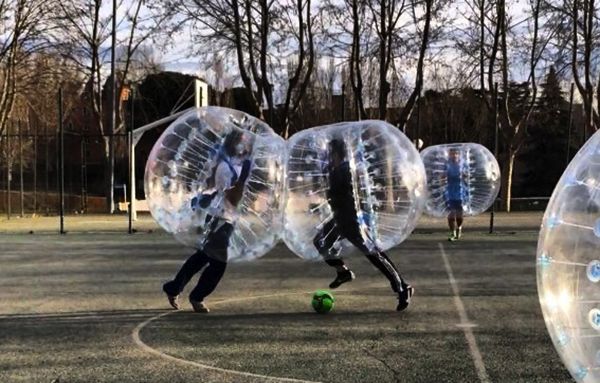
[327,161,358,221]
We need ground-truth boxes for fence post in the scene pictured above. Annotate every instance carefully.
[33,121,37,215]
[489,82,499,234]
[59,88,65,234]
[129,87,136,231]
[19,120,24,217]
[6,127,11,220]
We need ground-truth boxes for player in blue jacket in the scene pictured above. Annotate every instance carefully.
[445,148,468,241]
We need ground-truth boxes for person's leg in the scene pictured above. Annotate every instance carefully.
[448,200,464,241]
[344,230,405,293]
[163,249,210,308]
[188,222,234,312]
[447,213,456,231]
[344,227,413,311]
[314,219,354,288]
[447,210,457,240]
[313,219,341,257]
[189,258,227,303]
[456,211,464,239]
[365,250,414,311]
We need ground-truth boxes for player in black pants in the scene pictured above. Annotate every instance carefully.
[162,130,250,313]
[313,139,414,311]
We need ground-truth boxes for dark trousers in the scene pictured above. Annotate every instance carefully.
[313,218,405,293]
[163,221,233,301]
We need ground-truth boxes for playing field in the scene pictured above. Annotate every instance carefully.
[0,212,574,382]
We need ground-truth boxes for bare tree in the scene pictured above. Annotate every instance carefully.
[396,0,437,129]
[529,1,600,135]
[322,0,444,125]
[115,1,170,131]
[455,0,547,210]
[166,0,315,134]
[48,0,170,212]
[496,0,549,211]
[47,0,111,209]
[348,0,369,119]
[294,56,339,128]
[567,0,599,134]
[278,0,315,137]
[368,0,408,119]
[0,0,49,141]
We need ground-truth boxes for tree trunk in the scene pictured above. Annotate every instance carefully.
[501,148,515,212]
[396,0,432,130]
[378,0,388,120]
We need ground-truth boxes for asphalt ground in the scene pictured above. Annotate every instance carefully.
[0,212,575,382]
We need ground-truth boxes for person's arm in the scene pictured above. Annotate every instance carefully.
[213,162,238,206]
[224,159,251,207]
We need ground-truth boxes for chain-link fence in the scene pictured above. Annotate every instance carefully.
[0,128,131,218]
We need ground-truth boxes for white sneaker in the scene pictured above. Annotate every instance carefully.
[190,300,210,313]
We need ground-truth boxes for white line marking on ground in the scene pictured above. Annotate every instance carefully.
[438,243,491,383]
[132,291,321,383]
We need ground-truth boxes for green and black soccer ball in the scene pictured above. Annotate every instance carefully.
[312,290,335,314]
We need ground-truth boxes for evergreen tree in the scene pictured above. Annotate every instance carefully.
[519,66,570,197]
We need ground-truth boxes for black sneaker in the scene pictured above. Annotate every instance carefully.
[396,284,414,311]
[329,270,355,289]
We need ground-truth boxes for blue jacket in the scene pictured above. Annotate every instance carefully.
[445,161,468,201]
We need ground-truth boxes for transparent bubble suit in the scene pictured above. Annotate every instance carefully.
[144,107,285,262]
[420,143,500,217]
[537,129,600,382]
[282,121,426,261]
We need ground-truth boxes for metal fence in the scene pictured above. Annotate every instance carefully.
[0,130,130,217]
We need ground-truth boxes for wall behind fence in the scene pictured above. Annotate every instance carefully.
[0,190,107,215]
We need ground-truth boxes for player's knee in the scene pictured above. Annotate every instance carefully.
[325,258,344,267]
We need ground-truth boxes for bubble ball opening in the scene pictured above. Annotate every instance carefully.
[537,129,600,382]
[420,143,500,218]
[144,106,286,262]
[282,120,427,261]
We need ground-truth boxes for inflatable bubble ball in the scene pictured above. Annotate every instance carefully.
[537,129,600,382]
[283,120,426,261]
[144,107,286,262]
[420,143,500,217]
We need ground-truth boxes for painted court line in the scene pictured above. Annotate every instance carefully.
[438,243,491,383]
[132,291,321,383]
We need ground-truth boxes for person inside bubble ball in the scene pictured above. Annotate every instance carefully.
[313,138,414,311]
[445,147,468,242]
[162,129,251,313]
